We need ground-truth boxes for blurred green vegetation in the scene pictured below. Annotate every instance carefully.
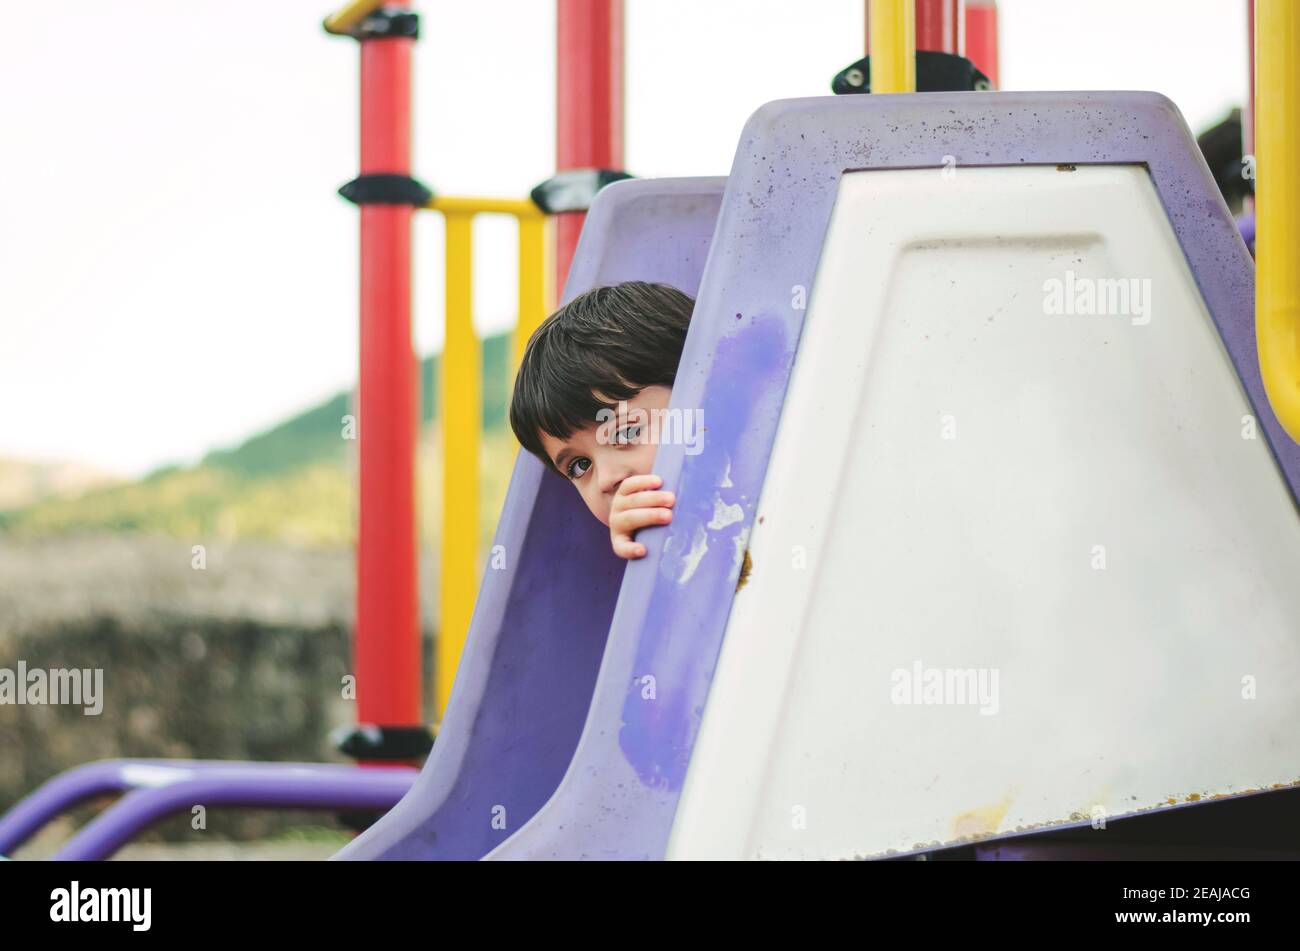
[0,334,518,551]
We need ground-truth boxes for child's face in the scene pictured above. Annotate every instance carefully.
[539,384,672,526]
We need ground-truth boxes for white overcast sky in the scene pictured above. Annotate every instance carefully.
[0,0,1248,477]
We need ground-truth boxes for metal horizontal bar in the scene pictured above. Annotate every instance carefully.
[0,759,416,860]
[427,196,545,219]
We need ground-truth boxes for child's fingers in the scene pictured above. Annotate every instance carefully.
[611,506,674,537]
[616,474,664,496]
[608,479,674,560]
[611,489,675,513]
[611,535,647,559]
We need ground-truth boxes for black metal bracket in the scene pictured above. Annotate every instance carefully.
[332,723,435,761]
[831,51,991,95]
[530,168,634,214]
[338,173,434,207]
[325,7,421,41]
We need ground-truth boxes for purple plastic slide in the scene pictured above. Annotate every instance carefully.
[333,177,727,860]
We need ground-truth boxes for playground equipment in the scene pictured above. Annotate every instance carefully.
[339,74,1300,857]
[325,0,625,747]
[335,176,725,859]
[339,0,1297,861]
[7,0,1298,861]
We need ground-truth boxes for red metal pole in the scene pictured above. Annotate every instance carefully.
[556,0,624,293]
[965,0,998,88]
[356,16,421,738]
[916,0,964,55]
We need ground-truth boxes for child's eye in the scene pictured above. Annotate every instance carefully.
[566,457,591,480]
[615,424,643,445]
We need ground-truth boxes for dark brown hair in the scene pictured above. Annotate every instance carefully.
[509,281,695,471]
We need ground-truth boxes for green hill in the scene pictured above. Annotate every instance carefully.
[0,333,518,548]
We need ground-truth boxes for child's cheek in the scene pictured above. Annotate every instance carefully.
[585,487,611,527]
[632,441,658,476]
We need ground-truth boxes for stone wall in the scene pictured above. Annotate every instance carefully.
[0,534,437,847]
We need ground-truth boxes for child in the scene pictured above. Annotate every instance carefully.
[510,281,694,559]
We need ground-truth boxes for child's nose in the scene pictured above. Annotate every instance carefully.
[598,464,629,496]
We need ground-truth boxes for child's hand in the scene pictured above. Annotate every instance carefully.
[609,474,675,559]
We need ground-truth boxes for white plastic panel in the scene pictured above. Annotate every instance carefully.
[666,165,1300,860]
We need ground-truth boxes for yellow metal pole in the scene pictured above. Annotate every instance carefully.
[869,0,916,94]
[438,211,480,719]
[428,195,549,375]
[1256,0,1300,443]
[423,195,552,715]
[513,214,549,373]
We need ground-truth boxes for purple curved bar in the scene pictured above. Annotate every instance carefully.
[0,759,415,860]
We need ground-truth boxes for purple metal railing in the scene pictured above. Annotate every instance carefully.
[0,759,416,861]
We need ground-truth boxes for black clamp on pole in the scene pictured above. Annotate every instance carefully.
[337,174,433,206]
[324,5,420,41]
[331,723,435,761]
[831,51,991,95]
[530,168,634,214]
